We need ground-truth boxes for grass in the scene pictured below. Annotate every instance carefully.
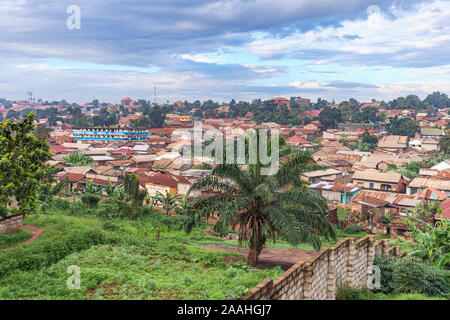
[0,201,422,300]
[0,210,283,300]
[0,228,33,249]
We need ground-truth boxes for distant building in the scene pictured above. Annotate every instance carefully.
[270,97,290,108]
[352,171,407,193]
[293,97,311,105]
[309,181,360,205]
[421,127,446,140]
[72,128,149,141]
[377,135,409,152]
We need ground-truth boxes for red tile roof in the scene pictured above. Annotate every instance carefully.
[286,136,311,144]
[57,172,85,182]
[436,199,450,220]
[139,173,191,189]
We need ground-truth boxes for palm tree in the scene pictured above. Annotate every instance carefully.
[186,133,335,266]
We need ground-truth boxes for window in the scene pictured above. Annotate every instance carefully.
[369,183,374,189]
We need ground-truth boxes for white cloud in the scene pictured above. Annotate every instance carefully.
[248,0,450,67]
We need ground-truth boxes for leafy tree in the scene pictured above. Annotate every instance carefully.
[439,135,450,154]
[387,117,420,138]
[361,131,379,145]
[33,123,51,141]
[36,165,67,214]
[62,152,94,167]
[319,106,342,129]
[123,173,147,220]
[0,114,51,219]
[338,101,352,121]
[424,92,450,108]
[80,193,101,209]
[186,132,335,266]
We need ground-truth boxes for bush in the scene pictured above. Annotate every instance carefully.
[81,193,101,209]
[374,254,449,297]
[344,224,363,234]
[392,259,448,296]
[336,284,374,300]
[95,199,122,220]
[51,198,71,210]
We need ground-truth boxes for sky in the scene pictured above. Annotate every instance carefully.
[0,0,449,104]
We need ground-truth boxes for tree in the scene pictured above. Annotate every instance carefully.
[186,132,335,266]
[154,190,178,215]
[0,114,51,220]
[361,131,379,145]
[123,173,147,220]
[424,92,450,108]
[387,117,420,138]
[319,106,342,129]
[439,135,450,154]
[62,152,94,167]
[81,193,101,209]
[33,123,51,141]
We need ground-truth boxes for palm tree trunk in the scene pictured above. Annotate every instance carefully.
[246,247,262,267]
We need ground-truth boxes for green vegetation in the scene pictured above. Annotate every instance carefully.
[0,203,283,300]
[383,155,447,179]
[406,210,449,268]
[319,106,342,129]
[344,224,364,234]
[336,285,447,300]
[0,114,52,219]
[0,229,33,249]
[337,254,449,300]
[187,141,335,266]
[62,152,94,167]
[386,117,420,138]
[374,255,448,297]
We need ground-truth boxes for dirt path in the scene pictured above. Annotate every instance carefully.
[1,225,44,251]
[21,225,44,245]
[203,244,319,270]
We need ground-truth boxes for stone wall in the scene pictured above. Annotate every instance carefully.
[0,216,24,234]
[242,235,402,300]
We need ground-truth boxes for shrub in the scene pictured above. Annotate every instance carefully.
[336,284,374,300]
[51,198,71,210]
[392,259,448,296]
[374,254,449,297]
[81,193,101,209]
[344,224,363,234]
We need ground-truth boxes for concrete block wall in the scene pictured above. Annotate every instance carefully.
[0,216,24,234]
[242,235,402,301]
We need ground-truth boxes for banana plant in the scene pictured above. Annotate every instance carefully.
[406,208,449,268]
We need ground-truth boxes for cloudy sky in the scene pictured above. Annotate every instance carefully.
[0,0,449,104]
